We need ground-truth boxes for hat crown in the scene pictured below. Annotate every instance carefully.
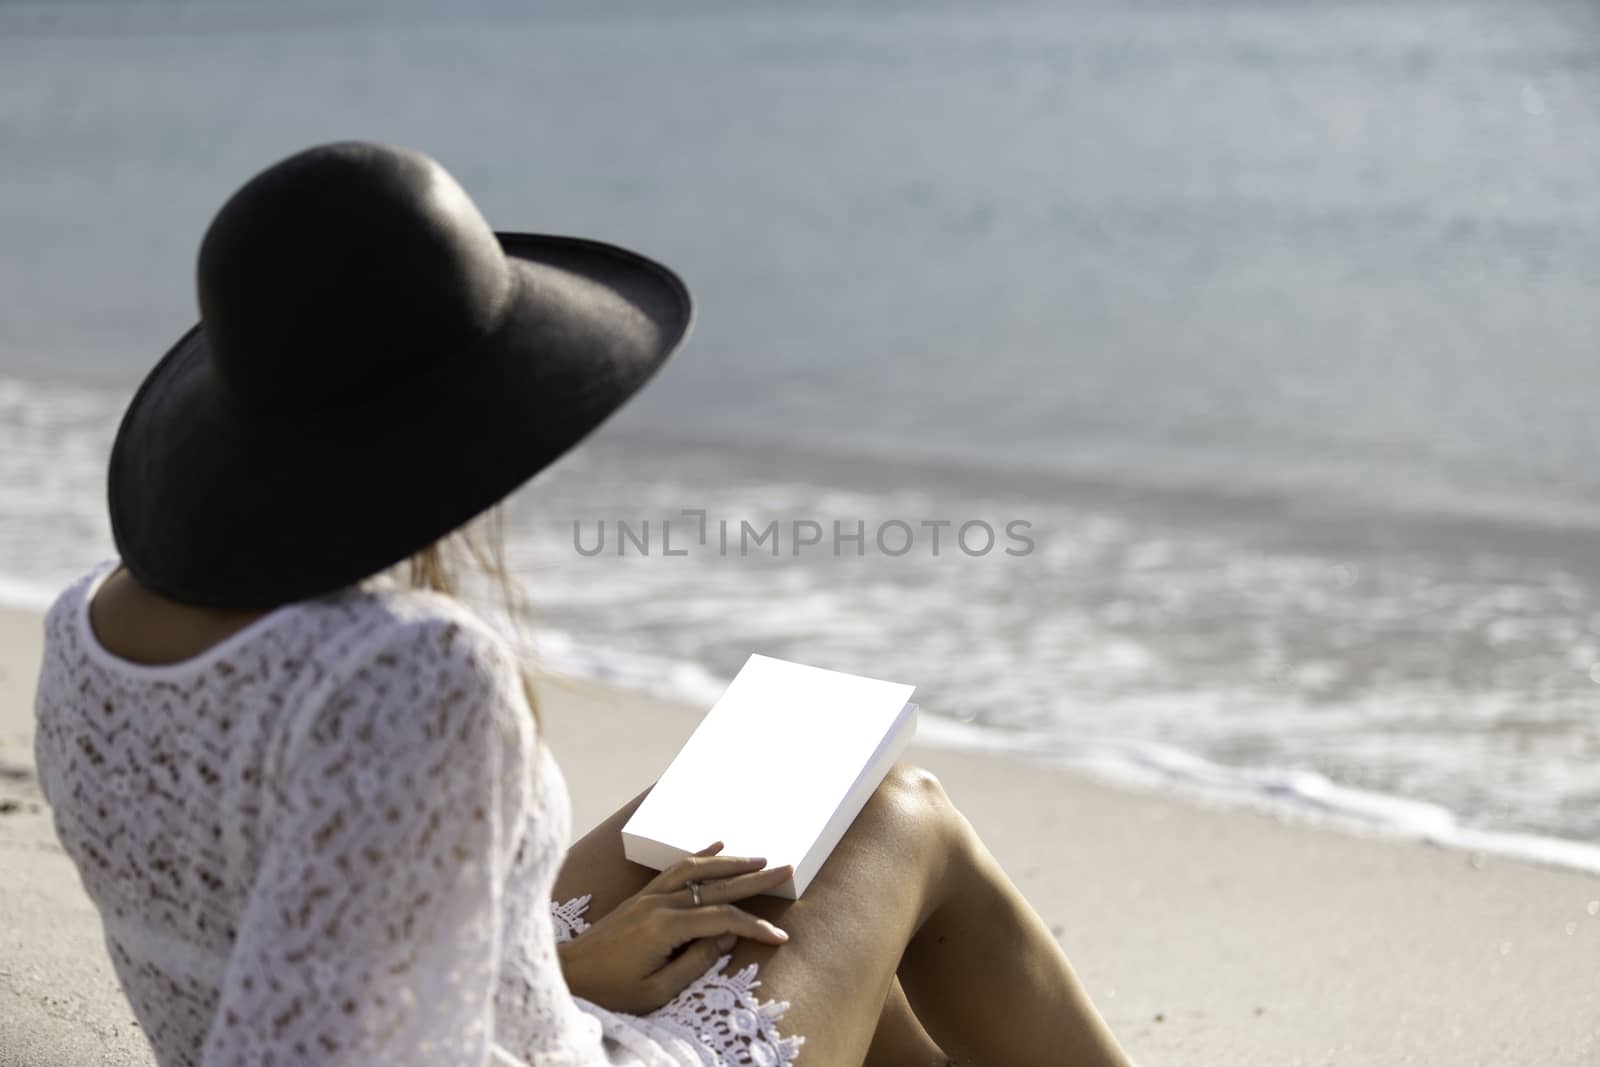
[197,141,513,415]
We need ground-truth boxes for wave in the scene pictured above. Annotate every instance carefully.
[478,622,1600,877]
[911,713,1600,877]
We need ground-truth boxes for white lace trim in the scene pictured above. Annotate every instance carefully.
[551,894,595,942]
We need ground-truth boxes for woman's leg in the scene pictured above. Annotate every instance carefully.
[862,978,949,1067]
[552,783,949,1066]
[553,764,1129,1066]
[718,763,1129,1066]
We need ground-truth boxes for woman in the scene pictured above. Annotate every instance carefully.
[32,142,1132,1067]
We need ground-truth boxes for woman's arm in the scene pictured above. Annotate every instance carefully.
[201,616,526,1065]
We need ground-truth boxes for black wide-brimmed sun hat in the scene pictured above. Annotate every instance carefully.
[109,141,692,610]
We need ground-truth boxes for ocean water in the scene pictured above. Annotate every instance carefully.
[3,0,1600,866]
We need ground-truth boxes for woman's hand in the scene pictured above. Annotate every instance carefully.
[556,841,794,1014]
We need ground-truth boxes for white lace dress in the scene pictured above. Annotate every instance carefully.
[32,559,805,1067]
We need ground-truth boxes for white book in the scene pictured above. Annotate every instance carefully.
[621,653,918,899]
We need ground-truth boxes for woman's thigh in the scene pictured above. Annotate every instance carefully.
[714,765,951,1064]
[553,766,955,1066]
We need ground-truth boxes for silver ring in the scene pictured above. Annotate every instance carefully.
[687,879,703,906]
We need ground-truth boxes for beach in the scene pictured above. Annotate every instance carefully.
[9,0,1600,865]
[5,3,1600,1064]
[2,604,1595,1066]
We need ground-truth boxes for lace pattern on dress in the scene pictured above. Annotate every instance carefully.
[33,559,807,1067]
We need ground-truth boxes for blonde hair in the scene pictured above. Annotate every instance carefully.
[403,503,543,739]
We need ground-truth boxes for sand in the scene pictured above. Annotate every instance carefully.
[1,604,1596,1066]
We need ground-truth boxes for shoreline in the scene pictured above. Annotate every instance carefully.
[911,714,1600,879]
[3,603,1598,1064]
[5,579,1599,881]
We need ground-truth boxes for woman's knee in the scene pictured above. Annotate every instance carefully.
[858,762,976,928]
[882,761,947,803]
[867,762,966,844]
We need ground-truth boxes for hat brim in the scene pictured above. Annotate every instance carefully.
[109,233,692,610]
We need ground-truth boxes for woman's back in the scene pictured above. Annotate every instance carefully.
[32,559,604,1066]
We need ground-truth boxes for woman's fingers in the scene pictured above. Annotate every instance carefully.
[670,863,794,907]
[643,904,793,1002]
[643,936,738,1001]
[667,902,790,945]
[646,852,771,894]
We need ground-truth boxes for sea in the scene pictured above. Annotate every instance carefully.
[4,0,1600,870]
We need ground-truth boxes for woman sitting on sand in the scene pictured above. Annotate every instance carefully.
[31,142,1131,1067]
